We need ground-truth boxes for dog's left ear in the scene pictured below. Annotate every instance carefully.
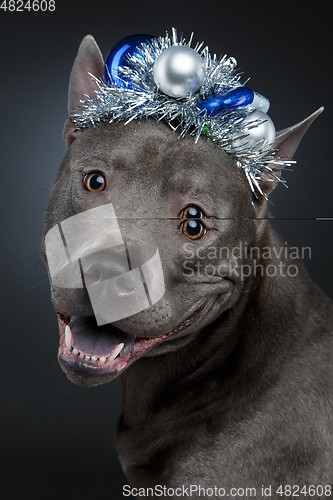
[63,35,104,148]
[257,107,324,197]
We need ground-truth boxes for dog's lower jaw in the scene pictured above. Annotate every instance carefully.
[56,293,223,386]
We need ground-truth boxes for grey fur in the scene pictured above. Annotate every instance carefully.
[42,36,333,498]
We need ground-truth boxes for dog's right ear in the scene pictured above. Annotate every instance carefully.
[63,35,104,148]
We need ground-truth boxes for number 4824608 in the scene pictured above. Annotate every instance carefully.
[0,0,55,10]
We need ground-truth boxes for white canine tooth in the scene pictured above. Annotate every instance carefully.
[108,343,124,362]
[84,355,91,361]
[91,356,98,363]
[72,348,79,356]
[99,357,106,365]
[79,353,85,359]
[65,325,72,351]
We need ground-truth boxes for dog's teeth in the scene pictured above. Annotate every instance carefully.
[66,331,124,363]
[65,325,72,351]
[108,343,124,362]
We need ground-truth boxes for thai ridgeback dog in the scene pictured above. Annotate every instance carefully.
[41,35,333,498]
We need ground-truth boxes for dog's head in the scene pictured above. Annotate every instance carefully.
[42,35,321,386]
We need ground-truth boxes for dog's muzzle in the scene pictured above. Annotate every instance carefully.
[44,203,165,326]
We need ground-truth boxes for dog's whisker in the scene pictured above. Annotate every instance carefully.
[39,301,53,316]
[12,252,42,266]
[28,279,49,292]
[27,258,44,276]
[34,188,52,195]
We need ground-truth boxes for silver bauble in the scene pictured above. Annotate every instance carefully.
[227,110,276,153]
[153,46,205,98]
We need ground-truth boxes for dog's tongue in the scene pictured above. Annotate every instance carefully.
[68,316,135,357]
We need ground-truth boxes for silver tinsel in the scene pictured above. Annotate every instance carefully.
[71,29,295,197]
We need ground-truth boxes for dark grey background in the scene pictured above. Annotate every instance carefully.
[1,1,332,498]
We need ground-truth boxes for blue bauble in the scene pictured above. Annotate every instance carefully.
[104,34,155,87]
[198,87,254,116]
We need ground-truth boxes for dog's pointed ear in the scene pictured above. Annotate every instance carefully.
[63,35,104,148]
[257,107,324,197]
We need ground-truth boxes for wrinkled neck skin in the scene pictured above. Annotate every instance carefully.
[116,218,330,486]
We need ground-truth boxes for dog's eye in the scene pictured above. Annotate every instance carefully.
[181,206,206,240]
[182,207,203,220]
[84,172,106,192]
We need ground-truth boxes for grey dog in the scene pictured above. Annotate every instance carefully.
[42,35,333,498]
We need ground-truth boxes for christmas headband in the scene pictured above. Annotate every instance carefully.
[72,29,295,197]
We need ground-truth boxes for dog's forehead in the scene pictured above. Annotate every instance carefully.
[70,120,242,196]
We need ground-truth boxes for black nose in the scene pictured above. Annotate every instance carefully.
[80,240,158,294]
[81,246,130,285]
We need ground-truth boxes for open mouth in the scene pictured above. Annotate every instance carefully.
[57,299,209,383]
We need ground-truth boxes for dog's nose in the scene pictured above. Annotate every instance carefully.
[115,272,142,293]
[80,240,164,326]
[81,247,130,285]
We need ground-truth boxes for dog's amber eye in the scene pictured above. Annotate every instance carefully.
[181,207,206,240]
[84,172,106,192]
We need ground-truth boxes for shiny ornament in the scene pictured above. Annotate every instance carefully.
[227,110,276,152]
[73,29,294,198]
[104,34,154,87]
[197,87,254,116]
[153,46,205,98]
[251,93,270,114]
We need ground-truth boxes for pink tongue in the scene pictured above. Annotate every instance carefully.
[73,329,117,356]
[69,316,135,356]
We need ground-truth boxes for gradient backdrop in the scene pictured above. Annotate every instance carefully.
[1,1,332,498]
